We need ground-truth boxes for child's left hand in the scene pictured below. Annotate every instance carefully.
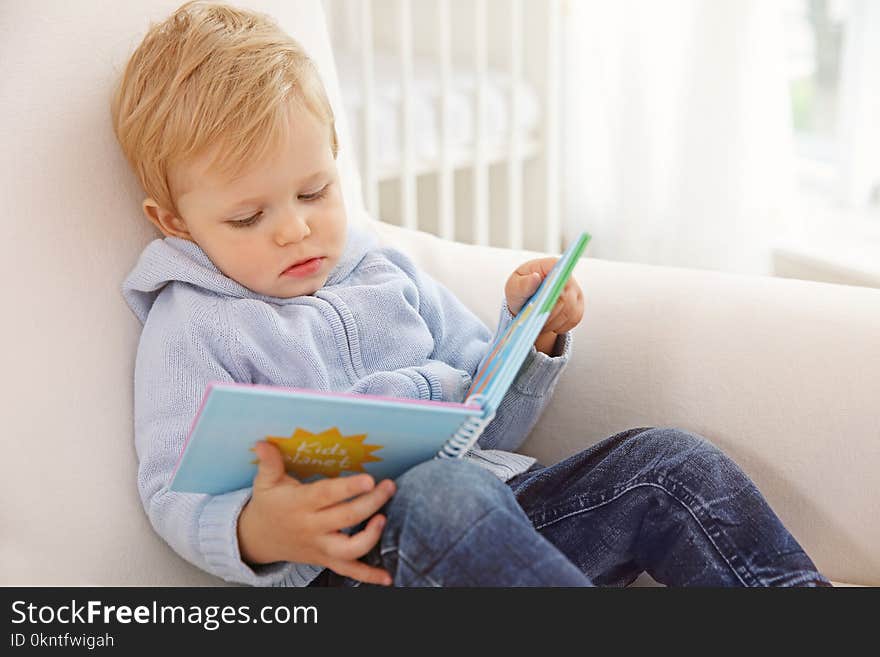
[505,257,584,356]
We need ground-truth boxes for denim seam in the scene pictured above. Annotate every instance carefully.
[761,571,829,587]
[381,547,442,587]
[380,505,516,586]
[531,481,755,587]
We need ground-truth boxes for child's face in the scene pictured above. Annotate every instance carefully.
[145,106,347,298]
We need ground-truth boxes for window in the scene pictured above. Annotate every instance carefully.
[785,0,880,239]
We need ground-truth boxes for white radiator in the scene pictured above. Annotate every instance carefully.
[324,0,563,253]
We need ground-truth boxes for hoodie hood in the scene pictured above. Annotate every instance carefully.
[122,223,379,324]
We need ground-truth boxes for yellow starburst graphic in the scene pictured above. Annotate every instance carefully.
[265,427,383,479]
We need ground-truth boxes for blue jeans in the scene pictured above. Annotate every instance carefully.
[309,427,830,587]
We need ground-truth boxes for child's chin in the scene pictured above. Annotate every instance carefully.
[278,278,326,298]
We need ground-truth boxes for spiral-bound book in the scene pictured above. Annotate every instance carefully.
[169,232,591,494]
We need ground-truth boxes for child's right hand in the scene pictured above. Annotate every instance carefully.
[237,441,396,586]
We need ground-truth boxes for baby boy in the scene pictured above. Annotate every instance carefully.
[116,1,584,587]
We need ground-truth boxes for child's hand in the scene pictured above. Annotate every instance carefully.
[237,441,397,586]
[505,257,584,355]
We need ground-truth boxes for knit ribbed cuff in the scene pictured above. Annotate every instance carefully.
[399,368,432,400]
[496,299,516,337]
[198,488,320,587]
[400,363,471,402]
[511,330,572,397]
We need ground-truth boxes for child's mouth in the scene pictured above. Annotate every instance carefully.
[281,257,324,278]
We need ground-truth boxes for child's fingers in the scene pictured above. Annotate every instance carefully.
[323,513,388,561]
[565,284,584,323]
[515,257,558,278]
[545,297,565,326]
[506,272,542,316]
[314,479,396,532]
[555,282,582,321]
[251,441,291,490]
[322,515,394,586]
[545,308,569,334]
[519,272,542,306]
[327,557,393,587]
[506,257,558,315]
[523,271,541,293]
[560,280,578,303]
[303,473,377,509]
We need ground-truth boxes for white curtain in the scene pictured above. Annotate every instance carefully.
[562,0,800,275]
[839,0,880,208]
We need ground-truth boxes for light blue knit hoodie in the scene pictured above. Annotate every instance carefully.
[122,224,572,586]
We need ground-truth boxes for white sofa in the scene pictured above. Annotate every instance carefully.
[2,0,877,587]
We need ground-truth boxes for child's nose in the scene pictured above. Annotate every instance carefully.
[274,207,311,245]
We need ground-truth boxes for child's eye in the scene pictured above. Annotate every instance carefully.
[230,212,261,228]
[299,183,330,202]
[227,184,330,228]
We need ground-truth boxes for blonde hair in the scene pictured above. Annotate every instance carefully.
[111,0,339,216]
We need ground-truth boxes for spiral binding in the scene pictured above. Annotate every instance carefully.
[436,395,496,459]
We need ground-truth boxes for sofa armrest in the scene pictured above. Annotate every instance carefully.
[366,218,880,587]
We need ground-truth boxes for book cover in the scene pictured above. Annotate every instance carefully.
[170,232,591,494]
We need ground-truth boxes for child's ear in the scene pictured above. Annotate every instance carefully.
[142,198,193,240]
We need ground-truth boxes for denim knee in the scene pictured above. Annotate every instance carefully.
[380,458,592,586]
[384,458,521,536]
[625,427,752,492]
[630,426,708,456]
